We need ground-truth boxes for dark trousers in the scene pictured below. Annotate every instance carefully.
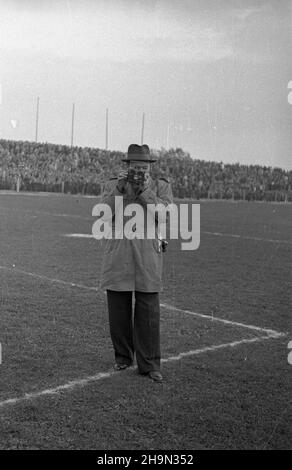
[107,290,161,374]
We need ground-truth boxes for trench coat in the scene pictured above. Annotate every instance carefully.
[98,176,173,292]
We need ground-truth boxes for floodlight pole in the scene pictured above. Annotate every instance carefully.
[166,123,170,148]
[35,97,40,142]
[71,102,75,148]
[141,112,145,145]
[105,108,109,150]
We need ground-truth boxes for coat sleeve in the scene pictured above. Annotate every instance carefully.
[100,179,124,219]
[138,179,174,223]
[138,178,173,206]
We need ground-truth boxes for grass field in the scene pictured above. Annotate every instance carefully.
[0,192,291,450]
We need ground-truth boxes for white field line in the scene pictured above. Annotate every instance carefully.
[160,303,283,338]
[65,233,93,238]
[63,232,292,245]
[202,231,292,245]
[0,265,99,292]
[161,335,282,362]
[0,203,290,244]
[0,206,91,220]
[0,191,98,199]
[0,264,285,338]
[1,191,291,205]
[0,334,283,410]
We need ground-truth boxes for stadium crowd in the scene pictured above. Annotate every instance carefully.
[0,139,291,201]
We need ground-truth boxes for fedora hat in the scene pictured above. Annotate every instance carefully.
[122,144,157,163]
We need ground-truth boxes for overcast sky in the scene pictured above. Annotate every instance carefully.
[0,0,291,168]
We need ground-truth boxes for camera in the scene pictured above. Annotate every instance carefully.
[126,168,145,185]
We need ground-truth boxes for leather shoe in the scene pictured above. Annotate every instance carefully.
[148,371,163,383]
[113,363,131,371]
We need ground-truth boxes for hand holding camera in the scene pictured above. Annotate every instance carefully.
[117,167,150,195]
[116,170,129,193]
[127,168,145,184]
[127,168,150,194]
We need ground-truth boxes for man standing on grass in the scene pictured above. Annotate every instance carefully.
[99,144,173,382]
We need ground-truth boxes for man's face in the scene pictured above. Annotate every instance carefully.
[129,161,150,176]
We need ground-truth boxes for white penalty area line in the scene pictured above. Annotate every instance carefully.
[202,231,292,245]
[160,303,284,338]
[0,206,91,220]
[0,191,98,199]
[0,265,99,292]
[63,232,292,245]
[0,204,290,244]
[0,264,285,338]
[0,334,283,410]
[65,233,93,238]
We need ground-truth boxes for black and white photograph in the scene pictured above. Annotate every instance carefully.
[0,0,291,455]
